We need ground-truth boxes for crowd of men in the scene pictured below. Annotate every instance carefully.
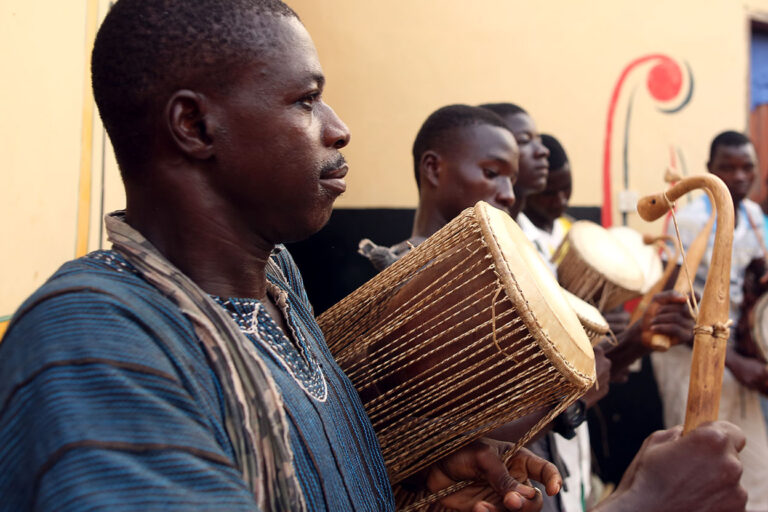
[0,1,761,511]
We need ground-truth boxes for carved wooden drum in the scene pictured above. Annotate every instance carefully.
[318,202,595,483]
[553,220,645,311]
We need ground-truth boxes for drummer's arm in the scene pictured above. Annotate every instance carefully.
[605,290,695,381]
[726,346,768,394]
[486,410,553,444]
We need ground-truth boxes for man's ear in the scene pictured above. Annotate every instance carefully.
[166,90,214,160]
[420,151,442,188]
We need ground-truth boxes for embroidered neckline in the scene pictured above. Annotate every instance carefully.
[211,295,328,402]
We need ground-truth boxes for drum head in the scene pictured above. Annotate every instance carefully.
[752,293,768,362]
[477,202,595,384]
[609,226,663,293]
[567,221,645,293]
[562,288,609,333]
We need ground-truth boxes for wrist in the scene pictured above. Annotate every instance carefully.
[591,488,650,512]
[725,346,743,372]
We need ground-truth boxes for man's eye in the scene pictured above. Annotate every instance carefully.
[298,93,320,109]
[483,168,499,178]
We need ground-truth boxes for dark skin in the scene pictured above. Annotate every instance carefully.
[606,290,695,383]
[592,421,747,512]
[125,15,559,511]
[412,123,519,240]
[523,164,573,234]
[497,112,549,220]
[707,142,757,228]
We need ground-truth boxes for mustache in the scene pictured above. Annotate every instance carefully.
[319,154,348,174]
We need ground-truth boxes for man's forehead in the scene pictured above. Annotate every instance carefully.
[714,143,755,160]
[503,113,535,134]
[245,15,323,78]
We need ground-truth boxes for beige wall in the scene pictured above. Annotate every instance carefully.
[3,0,768,326]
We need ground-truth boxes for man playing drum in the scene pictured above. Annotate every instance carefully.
[0,3,561,511]
[652,130,768,511]
[0,2,748,511]
[360,103,746,511]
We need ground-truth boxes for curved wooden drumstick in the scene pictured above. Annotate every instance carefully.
[637,175,733,434]
[629,235,678,327]
[646,189,716,350]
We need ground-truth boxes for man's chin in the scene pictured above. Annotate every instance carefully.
[281,208,334,244]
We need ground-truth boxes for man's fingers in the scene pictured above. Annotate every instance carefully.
[651,290,690,305]
[511,448,562,496]
[692,421,747,453]
[473,445,530,499]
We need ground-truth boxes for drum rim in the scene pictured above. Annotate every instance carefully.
[476,202,596,387]
[561,289,610,332]
[565,221,646,292]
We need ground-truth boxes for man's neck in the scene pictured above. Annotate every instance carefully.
[411,202,451,240]
[124,173,274,301]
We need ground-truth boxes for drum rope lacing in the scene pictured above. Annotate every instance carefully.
[664,193,732,341]
[319,209,591,510]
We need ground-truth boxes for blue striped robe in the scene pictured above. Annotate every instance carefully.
[0,249,394,511]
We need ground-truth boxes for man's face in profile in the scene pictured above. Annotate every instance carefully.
[208,15,351,244]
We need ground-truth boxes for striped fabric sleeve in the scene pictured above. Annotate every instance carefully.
[0,288,260,511]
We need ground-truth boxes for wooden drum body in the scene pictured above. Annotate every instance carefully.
[553,220,645,311]
[318,202,595,483]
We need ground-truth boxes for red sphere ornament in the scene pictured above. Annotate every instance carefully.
[647,59,683,102]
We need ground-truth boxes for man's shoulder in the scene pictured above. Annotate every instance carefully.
[1,251,199,388]
[11,250,167,322]
[743,199,765,224]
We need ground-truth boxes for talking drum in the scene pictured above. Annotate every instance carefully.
[562,289,610,346]
[318,202,595,484]
[553,220,645,311]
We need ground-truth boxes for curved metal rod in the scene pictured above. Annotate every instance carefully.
[637,174,734,434]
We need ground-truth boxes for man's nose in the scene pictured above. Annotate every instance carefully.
[322,104,351,149]
[496,178,516,208]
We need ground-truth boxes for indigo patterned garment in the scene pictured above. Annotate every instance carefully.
[0,245,394,510]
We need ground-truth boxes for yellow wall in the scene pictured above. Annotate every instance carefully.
[3,0,768,325]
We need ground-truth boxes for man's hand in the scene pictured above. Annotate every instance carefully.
[593,421,746,512]
[603,308,630,337]
[726,347,768,394]
[425,441,561,512]
[581,344,611,409]
[642,290,696,346]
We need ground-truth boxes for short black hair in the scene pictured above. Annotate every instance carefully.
[541,134,568,172]
[478,103,528,119]
[92,0,298,173]
[411,104,510,188]
[709,130,752,162]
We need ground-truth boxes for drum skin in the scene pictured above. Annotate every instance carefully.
[318,202,595,483]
